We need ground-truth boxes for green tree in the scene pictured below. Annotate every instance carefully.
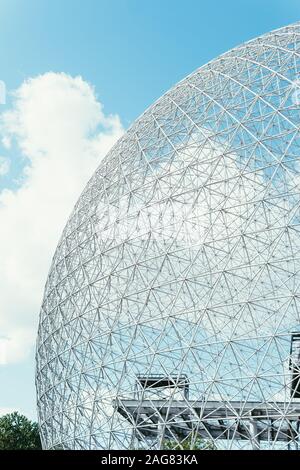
[0,412,42,450]
[163,433,216,450]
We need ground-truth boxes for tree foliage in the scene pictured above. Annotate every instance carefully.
[0,412,42,450]
[163,433,216,450]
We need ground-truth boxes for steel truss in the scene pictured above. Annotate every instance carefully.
[36,22,300,449]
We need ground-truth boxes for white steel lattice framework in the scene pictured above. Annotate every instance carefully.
[36,22,300,450]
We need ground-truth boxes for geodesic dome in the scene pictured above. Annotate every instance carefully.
[36,22,300,450]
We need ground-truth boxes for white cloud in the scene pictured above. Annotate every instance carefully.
[1,136,11,149]
[0,72,124,364]
[0,156,10,175]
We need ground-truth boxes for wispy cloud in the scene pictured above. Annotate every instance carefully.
[0,156,10,176]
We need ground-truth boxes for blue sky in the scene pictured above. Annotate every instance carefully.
[0,0,300,421]
[2,0,300,125]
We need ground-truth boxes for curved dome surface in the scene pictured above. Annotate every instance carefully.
[36,22,300,450]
